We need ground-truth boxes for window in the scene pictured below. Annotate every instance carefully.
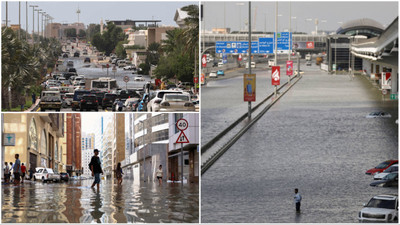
[28,118,38,150]
[41,130,47,156]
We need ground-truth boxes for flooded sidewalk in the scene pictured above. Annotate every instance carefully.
[2,179,198,223]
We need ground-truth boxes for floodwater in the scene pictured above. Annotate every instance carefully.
[201,69,398,223]
[2,179,199,223]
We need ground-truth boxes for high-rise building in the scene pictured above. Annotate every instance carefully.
[81,133,95,151]
[81,148,93,177]
[66,113,82,176]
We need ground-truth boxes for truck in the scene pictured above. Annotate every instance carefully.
[39,91,62,111]
[34,167,61,183]
[305,54,311,61]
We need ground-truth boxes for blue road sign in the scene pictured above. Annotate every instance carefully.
[258,38,274,53]
[216,41,259,54]
[274,32,292,50]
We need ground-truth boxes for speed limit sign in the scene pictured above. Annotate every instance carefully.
[176,119,189,131]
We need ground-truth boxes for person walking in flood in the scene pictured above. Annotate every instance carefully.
[21,163,26,184]
[89,149,103,190]
[294,188,302,213]
[4,162,10,183]
[156,165,163,185]
[9,162,13,183]
[115,162,123,185]
[13,154,21,185]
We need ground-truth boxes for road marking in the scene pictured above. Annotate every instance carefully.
[36,107,40,112]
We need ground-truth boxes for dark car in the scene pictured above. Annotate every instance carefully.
[79,94,99,111]
[213,61,218,67]
[370,172,398,187]
[117,89,141,101]
[62,53,68,58]
[84,57,91,63]
[68,68,77,73]
[90,90,106,105]
[102,93,118,110]
[63,72,76,81]
[71,89,91,110]
[366,160,398,175]
[74,52,80,57]
[60,172,69,182]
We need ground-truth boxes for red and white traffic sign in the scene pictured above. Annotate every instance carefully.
[176,131,189,143]
[271,66,280,86]
[202,54,207,68]
[123,76,129,83]
[176,118,189,131]
[238,54,242,61]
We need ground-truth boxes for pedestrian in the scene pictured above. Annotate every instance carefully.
[21,163,26,184]
[32,93,36,104]
[28,166,34,180]
[89,149,103,190]
[115,162,123,185]
[156,165,163,185]
[294,188,302,213]
[4,162,10,183]
[9,162,13,183]
[13,154,21,185]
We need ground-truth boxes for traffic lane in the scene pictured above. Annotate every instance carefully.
[2,179,199,223]
[201,73,398,223]
[201,67,294,144]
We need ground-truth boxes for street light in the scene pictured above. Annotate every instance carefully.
[35,9,42,41]
[30,5,38,42]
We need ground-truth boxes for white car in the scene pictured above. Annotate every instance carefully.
[134,75,145,81]
[147,90,183,112]
[268,59,275,67]
[245,62,256,69]
[358,195,398,222]
[366,111,392,118]
[374,164,398,180]
[34,167,61,183]
[123,65,136,71]
[209,71,218,78]
[218,62,224,67]
[63,93,74,107]
[159,93,195,112]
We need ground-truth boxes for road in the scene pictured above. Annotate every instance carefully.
[201,63,398,222]
[2,179,199,223]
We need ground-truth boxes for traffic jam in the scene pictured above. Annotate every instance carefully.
[37,40,199,112]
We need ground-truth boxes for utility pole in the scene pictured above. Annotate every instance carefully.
[36,9,41,42]
[274,2,278,66]
[30,5,38,43]
[288,2,292,84]
[247,1,252,119]
[25,2,28,40]
[18,2,21,39]
[6,1,8,27]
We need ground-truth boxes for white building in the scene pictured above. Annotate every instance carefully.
[81,149,93,177]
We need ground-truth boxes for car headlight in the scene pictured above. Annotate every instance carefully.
[387,214,392,221]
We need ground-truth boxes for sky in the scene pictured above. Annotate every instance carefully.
[202,1,398,33]
[2,1,197,29]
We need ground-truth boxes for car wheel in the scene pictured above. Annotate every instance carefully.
[40,108,45,112]
[80,108,83,111]
[34,176,36,181]
[42,177,46,183]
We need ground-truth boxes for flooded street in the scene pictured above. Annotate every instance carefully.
[201,70,398,223]
[2,179,198,223]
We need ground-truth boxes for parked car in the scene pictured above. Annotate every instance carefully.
[40,91,62,111]
[159,93,195,112]
[102,93,118,110]
[374,164,398,180]
[74,52,80,57]
[67,61,74,67]
[79,94,99,111]
[60,172,69,182]
[124,98,140,111]
[62,93,74,108]
[366,160,398,175]
[306,61,312,66]
[358,194,398,222]
[34,167,60,183]
[366,111,392,118]
[62,53,68,58]
[84,57,91,63]
[147,90,183,112]
[370,172,398,187]
[217,70,225,76]
[209,71,218,78]
[123,65,136,71]
[134,75,145,81]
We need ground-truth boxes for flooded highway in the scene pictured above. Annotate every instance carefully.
[2,179,199,223]
[201,69,398,223]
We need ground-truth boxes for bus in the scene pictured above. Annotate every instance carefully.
[91,77,118,92]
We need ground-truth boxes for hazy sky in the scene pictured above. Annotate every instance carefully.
[2,1,196,29]
[202,1,398,33]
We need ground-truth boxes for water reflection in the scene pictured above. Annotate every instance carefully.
[2,179,198,223]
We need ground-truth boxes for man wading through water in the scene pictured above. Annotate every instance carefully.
[89,149,103,190]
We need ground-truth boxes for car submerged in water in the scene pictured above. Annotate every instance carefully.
[358,194,398,223]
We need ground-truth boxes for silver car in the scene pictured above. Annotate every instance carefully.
[159,93,195,112]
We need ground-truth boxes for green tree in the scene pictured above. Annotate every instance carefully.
[86,24,100,41]
[146,42,160,66]
[78,29,86,38]
[91,22,125,55]
[115,40,127,59]
[64,28,77,38]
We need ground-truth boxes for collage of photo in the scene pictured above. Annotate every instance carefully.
[1,1,398,224]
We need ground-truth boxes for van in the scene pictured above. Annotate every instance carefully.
[305,54,311,61]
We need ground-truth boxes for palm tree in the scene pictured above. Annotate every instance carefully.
[181,4,199,56]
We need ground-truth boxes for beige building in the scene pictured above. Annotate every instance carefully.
[3,114,64,172]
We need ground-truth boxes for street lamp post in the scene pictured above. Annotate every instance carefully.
[25,2,28,40]
[139,120,145,182]
[35,9,42,42]
[247,1,252,119]
[30,5,38,43]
